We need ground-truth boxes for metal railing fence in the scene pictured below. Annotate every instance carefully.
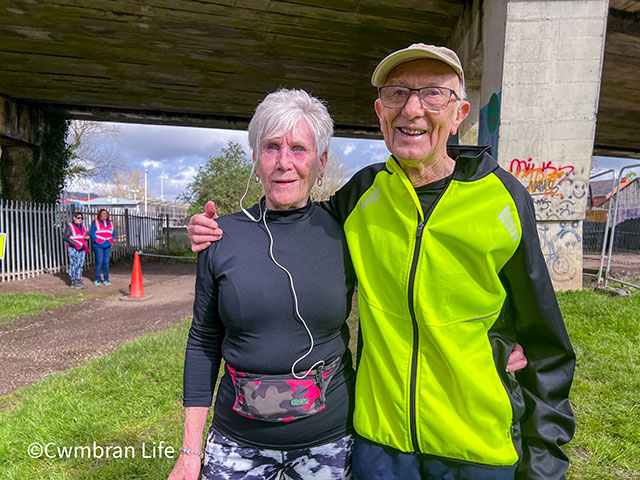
[602,164,640,290]
[0,200,177,283]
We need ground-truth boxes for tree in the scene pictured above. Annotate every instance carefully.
[65,121,124,187]
[102,168,154,200]
[181,141,262,216]
[311,152,351,201]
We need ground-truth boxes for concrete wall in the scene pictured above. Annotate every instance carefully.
[478,0,609,290]
[0,95,46,200]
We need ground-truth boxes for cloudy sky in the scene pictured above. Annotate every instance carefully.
[73,122,389,202]
[72,121,638,203]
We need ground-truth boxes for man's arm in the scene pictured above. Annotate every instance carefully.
[186,179,529,372]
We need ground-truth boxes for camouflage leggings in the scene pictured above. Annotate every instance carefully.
[67,246,85,282]
[201,427,353,480]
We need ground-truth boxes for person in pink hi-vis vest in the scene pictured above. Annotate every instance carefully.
[90,208,114,286]
[62,211,89,289]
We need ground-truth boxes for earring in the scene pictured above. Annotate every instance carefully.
[317,177,323,187]
[255,175,261,183]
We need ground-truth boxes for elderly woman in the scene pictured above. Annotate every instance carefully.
[168,89,356,480]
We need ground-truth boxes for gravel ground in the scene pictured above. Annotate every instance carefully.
[0,260,197,397]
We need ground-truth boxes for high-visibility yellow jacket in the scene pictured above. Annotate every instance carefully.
[328,146,575,479]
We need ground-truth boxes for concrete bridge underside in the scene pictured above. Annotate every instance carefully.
[0,0,638,158]
[1,0,639,290]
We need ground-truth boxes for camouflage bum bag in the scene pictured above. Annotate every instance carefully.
[226,356,341,422]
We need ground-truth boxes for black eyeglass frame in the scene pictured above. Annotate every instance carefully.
[377,85,461,111]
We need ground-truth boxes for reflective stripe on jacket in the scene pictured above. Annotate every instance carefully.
[68,222,88,253]
[328,145,575,479]
[94,220,113,245]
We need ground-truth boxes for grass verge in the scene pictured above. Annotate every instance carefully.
[0,319,198,479]
[559,287,640,479]
[0,293,82,326]
[0,288,637,478]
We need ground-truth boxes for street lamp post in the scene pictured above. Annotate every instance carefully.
[144,169,148,215]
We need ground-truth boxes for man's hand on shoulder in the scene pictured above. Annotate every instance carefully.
[187,201,223,253]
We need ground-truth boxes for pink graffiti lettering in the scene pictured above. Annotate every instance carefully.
[509,158,574,198]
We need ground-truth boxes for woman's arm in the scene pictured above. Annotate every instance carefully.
[167,407,209,480]
[89,220,98,244]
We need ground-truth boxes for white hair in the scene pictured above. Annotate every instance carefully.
[248,88,333,161]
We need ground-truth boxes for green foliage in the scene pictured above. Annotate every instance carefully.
[29,114,71,203]
[180,141,262,217]
[0,292,81,326]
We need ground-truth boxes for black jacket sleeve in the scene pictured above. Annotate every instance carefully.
[497,172,576,479]
[62,224,74,248]
[183,244,225,407]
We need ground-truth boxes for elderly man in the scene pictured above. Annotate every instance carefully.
[188,44,575,479]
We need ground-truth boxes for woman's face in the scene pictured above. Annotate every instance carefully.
[255,120,327,211]
[99,211,108,221]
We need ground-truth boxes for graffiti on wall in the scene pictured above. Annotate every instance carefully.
[537,221,582,288]
[509,158,587,221]
[479,92,500,158]
[509,158,574,197]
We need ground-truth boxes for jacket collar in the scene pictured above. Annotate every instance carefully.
[386,145,498,184]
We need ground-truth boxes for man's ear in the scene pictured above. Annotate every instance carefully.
[374,98,383,120]
[450,100,471,135]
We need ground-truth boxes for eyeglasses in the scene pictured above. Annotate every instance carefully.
[75,216,83,220]
[378,86,460,111]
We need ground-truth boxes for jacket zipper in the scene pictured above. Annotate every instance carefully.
[407,220,425,452]
[406,171,456,453]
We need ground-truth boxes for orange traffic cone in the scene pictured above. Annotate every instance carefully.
[128,251,145,298]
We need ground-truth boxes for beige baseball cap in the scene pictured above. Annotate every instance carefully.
[371,43,465,88]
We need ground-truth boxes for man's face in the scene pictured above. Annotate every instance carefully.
[374,59,469,165]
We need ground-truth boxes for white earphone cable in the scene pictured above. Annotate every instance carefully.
[239,166,323,379]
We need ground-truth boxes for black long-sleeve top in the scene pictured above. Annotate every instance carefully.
[183,200,357,449]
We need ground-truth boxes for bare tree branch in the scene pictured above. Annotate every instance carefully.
[66,121,124,188]
[101,168,155,199]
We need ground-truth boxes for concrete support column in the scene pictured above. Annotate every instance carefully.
[480,0,609,290]
[0,146,35,200]
[451,0,483,146]
[459,82,481,146]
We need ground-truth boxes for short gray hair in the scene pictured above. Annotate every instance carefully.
[248,88,333,160]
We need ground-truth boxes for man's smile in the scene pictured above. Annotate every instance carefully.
[398,127,429,136]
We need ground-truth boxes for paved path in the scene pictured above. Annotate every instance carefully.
[0,262,196,397]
